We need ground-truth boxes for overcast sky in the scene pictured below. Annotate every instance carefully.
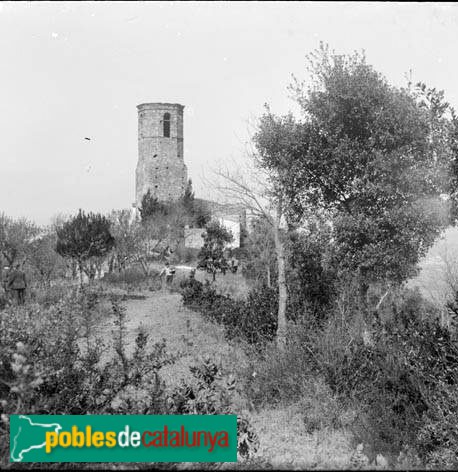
[1,1,457,225]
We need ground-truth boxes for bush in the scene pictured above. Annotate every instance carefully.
[28,283,75,308]
[167,357,259,461]
[180,279,277,346]
[103,266,159,290]
[0,291,179,469]
[287,228,337,321]
[171,246,198,264]
[304,286,458,462]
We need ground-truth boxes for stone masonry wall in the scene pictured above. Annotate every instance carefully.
[136,103,188,206]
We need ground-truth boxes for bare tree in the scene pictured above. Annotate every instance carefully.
[212,156,289,348]
[0,213,39,266]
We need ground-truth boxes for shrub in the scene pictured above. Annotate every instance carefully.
[28,282,76,308]
[167,357,259,461]
[180,279,277,346]
[172,246,198,264]
[306,286,458,461]
[0,291,178,469]
[287,227,337,321]
[103,266,159,290]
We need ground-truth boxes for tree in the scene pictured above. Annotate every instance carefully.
[56,210,115,284]
[179,180,211,228]
[214,153,294,347]
[0,213,39,267]
[136,195,191,274]
[256,44,457,295]
[109,209,143,272]
[27,231,66,286]
[192,200,212,228]
[182,179,195,215]
[139,189,168,222]
[242,217,276,287]
[197,220,233,281]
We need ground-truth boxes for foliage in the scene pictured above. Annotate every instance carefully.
[242,217,276,286]
[0,290,179,469]
[0,213,39,266]
[170,245,199,264]
[180,278,277,346]
[139,189,168,222]
[181,179,195,215]
[28,283,76,309]
[166,357,259,461]
[197,220,233,279]
[179,180,212,228]
[27,231,66,285]
[102,266,159,290]
[192,199,212,228]
[108,208,143,272]
[293,286,458,462]
[242,215,336,321]
[140,183,210,231]
[137,195,191,273]
[55,209,115,281]
[254,43,456,286]
[286,221,337,319]
[141,208,187,264]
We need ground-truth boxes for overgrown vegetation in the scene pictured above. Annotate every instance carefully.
[0,287,258,468]
[181,44,458,468]
[197,220,234,281]
[181,278,277,346]
[2,42,458,469]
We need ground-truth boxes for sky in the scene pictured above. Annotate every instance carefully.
[1,1,458,225]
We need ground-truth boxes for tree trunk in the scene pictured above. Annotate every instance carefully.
[273,200,287,349]
[78,260,84,288]
[139,258,149,276]
[266,265,271,288]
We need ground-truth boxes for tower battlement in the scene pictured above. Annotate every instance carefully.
[135,102,187,206]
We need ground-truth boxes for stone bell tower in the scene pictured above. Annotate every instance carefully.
[135,103,188,207]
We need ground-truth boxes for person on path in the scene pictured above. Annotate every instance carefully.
[159,261,175,290]
[231,256,239,273]
[7,263,27,305]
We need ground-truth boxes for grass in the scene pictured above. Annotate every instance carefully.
[87,280,355,468]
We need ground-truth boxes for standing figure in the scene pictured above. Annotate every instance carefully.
[7,263,27,305]
[231,256,239,274]
[159,261,175,290]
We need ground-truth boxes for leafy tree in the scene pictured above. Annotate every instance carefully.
[286,219,337,319]
[180,180,211,228]
[192,200,212,228]
[56,210,115,284]
[139,190,168,222]
[255,44,457,293]
[182,179,195,215]
[198,220,233,281]
[242,217,276,287]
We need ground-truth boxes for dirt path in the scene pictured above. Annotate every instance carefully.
[96,288,247,388]
[96,286,354,469]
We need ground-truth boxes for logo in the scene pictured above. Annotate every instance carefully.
[10,415,237,463]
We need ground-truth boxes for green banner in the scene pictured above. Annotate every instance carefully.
[10,414,237,463]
